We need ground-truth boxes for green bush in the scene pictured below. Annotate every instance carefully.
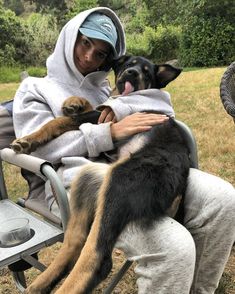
[0,44,16,66]
[126,28,149,57]
[0,9,30,66]
[148,25,181,63]
[0,66,22,82]
[0,9,59,67]
[126,25,181,63]
[24,13,59,66]
[27,67,47,77]
[180,16,235,67]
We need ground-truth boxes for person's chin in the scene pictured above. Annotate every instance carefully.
[74,58,86,74]
[76,63,85,74]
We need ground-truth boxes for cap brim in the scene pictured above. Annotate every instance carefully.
[79,28,118,58]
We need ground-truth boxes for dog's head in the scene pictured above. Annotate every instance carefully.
[112,55,181,95]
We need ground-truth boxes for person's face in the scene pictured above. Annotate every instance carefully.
[74,34,111,75]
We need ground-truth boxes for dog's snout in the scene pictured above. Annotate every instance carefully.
[126,68,138,77]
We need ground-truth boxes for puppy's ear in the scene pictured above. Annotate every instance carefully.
[154,64,182,88]
[111,55,131,72]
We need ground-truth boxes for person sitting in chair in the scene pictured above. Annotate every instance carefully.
[12,7,235,294]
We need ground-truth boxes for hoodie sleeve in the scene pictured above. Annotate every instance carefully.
[13,78,114,163]
[97,89,175,121]
[79,122,114,157]
[31,123,114,162]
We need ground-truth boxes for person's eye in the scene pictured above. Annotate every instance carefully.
[97,52,107,60]
[82,39,90,47]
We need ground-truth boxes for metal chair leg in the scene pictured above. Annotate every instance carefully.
[12,271,27,293]
[103,260,133,294]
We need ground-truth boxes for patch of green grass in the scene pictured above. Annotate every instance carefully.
[0,67,22,83]
[0,66,46,83]
[0,83,19,101]
[2,162,28,202]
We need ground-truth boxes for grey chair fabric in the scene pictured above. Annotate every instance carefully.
[0,101,15,149]
[0,101,48,208]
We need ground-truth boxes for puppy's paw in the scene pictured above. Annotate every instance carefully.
[10,138,39,154]
[62,96,93,117]
[62,104,85,117]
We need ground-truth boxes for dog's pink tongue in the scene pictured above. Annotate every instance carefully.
[122,81,134,95]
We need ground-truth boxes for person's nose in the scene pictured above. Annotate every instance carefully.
[84,49,94,63]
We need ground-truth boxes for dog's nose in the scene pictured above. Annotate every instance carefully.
[126,69,138,77]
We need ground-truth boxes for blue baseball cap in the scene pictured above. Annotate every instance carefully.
[79,13,118,58]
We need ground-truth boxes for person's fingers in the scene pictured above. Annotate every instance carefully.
[98,107,117,123]
[110,113,169,141]
[104,110,116,123]
[123,112,169,126]
[98,108,109,123]
[98,107,112,123]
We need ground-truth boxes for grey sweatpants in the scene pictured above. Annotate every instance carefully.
[116,168,235,294]
[51,168,235,294]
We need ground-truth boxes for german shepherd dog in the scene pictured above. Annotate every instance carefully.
[11,56,190,294]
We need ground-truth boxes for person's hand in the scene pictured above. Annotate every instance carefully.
[110,112,169,141]
[98,107,117,124]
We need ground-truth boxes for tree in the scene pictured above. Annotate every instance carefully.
[0,8,31,65]
[141,0,182,26]
[179,0,235,66]
[24,13,59,66]
[3,0,24,15]
[28,0,67,12]
[65,0,98,23]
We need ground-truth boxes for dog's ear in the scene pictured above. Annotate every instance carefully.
[111,55,131,72]
[154,64,182,88]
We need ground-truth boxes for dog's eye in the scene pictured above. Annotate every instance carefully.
[144,71,151,80]
[125,63,132,68]
[143,67,152,80]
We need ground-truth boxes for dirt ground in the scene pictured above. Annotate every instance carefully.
[0,244,234,293]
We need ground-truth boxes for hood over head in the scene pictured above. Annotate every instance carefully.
[46,7,126,87]
[79,12,118,58]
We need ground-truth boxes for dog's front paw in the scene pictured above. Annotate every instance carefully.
[62,104,84,117]
[62,96,93,117]
[10,138,39,154]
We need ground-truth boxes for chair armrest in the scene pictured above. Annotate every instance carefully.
[220,61,235,119]
[1,148,50,178]
[175,120,199,169]
[0,148,70,230]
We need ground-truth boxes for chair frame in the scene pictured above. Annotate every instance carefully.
[220,61,235,122]
[0,119,198,293]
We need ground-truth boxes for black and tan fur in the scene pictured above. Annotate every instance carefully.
[11,56,190,294]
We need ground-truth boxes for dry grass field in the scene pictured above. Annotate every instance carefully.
[0,67,234,293]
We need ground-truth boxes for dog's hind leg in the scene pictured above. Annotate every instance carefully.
[54,159,132,294]
[25,163,108,294]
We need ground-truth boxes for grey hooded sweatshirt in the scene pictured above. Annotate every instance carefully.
[13,7,175,209]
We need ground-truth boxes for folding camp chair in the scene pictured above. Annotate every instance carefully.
[0,99,198,293]
[220,61,235,123]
